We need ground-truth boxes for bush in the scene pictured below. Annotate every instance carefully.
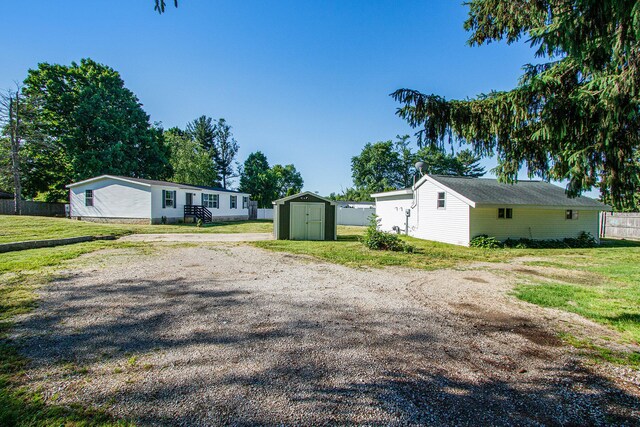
[504,231,599,249]
[361,215,415,253]
[469,234,503,249]
[196,218,203,228]
[472,232,598,249]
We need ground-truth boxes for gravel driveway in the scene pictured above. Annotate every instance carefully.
[14,244,640,425]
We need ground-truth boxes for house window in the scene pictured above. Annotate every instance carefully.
[85,190,93,207]
[437,192,446,209]
[230,195,237,209]
[566,210,579,220]
[498,208,513,219]
[163,190,175,208]
[242,196,248,209]
[202,193,219,208]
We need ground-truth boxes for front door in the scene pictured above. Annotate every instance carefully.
[186,192,193,206]
[290,202,325,240]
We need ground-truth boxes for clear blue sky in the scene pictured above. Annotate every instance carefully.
[1,0,549,195]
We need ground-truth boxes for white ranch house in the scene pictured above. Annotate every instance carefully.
[67,175,250,224]
[372,175,610,246]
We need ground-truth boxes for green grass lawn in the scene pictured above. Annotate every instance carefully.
[0,215,273,243]
[254,229,528,270]
[514,239,640,345]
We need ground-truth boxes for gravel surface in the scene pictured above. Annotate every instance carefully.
[120,233,273,242]
[14,244,640,426]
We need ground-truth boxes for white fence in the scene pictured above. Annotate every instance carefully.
[601,212,640,240]
[337,207,375,226]
[256,208,274,220]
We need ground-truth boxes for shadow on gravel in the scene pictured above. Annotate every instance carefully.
[14,272,640,426]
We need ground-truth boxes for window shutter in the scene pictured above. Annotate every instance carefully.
[201,193,204,206]
[162,190,166,208]
[173,191,177,208]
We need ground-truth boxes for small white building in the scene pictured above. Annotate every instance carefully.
[67,175,250,224]
[372,175,610,246]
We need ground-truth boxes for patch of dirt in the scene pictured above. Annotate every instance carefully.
[452,302,562,347]
[12,244,640,426]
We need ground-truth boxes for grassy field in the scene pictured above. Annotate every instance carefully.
[0,215,273,243]
[254,229,529,270]
[513,239,640,345]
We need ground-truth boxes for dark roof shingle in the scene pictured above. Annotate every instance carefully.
[427,175,609,209]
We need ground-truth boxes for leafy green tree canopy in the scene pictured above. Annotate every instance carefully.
[22,58,171,201]
[272,164,304,198]
[164,127,220,187]
[239,152,304,207]
[238,151,276,208]
[351,141,403,194]
[392,0,640,210]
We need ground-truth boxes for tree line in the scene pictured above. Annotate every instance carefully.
[0,58,303,213]
[330,135,485,201]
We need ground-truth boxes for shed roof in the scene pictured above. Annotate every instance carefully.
[273,191,336,205]
[67,175,248,194]
[421,175,609,209]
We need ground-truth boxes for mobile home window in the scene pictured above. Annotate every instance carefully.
[85,190,93,206]
[242,196,248,209]
[163,190,175,208]
[230,195,237,209]
[202,193,219,208]
[498,208,513,219]
[566,210,579,220]
[437,192,446,209]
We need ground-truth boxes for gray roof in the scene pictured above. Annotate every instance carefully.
[427,175,609,209]
[71,175,247,194]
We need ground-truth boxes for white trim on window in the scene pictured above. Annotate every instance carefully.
[437,192,446,209]
[230,195,237,209]
[85,189,93,207]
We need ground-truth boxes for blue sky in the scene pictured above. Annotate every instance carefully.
[1,0,549,195]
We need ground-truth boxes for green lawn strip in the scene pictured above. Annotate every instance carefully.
[0,215,274,243]
[516,240,640,345]
[514,281,640,344]
[253,233,529,270]
[0,241,139,426]
[559,333,640,369]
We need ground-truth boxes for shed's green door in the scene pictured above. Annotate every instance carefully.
[290,202,325,240]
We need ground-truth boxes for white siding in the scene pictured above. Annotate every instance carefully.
[469,207,600,241]
[374,194,414,233]
[150,186,249,222]
[69,178,151,219]
[412,180,470,245]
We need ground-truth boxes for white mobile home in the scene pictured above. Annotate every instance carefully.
[67,175,250,224]
[372,175,610,246]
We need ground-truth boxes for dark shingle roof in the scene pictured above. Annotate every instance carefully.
[427,175,609,209]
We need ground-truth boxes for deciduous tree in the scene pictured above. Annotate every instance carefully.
[238,151,276,208]
[165,127,220,187]
[272,164,303,198]
[22,59,171,201]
